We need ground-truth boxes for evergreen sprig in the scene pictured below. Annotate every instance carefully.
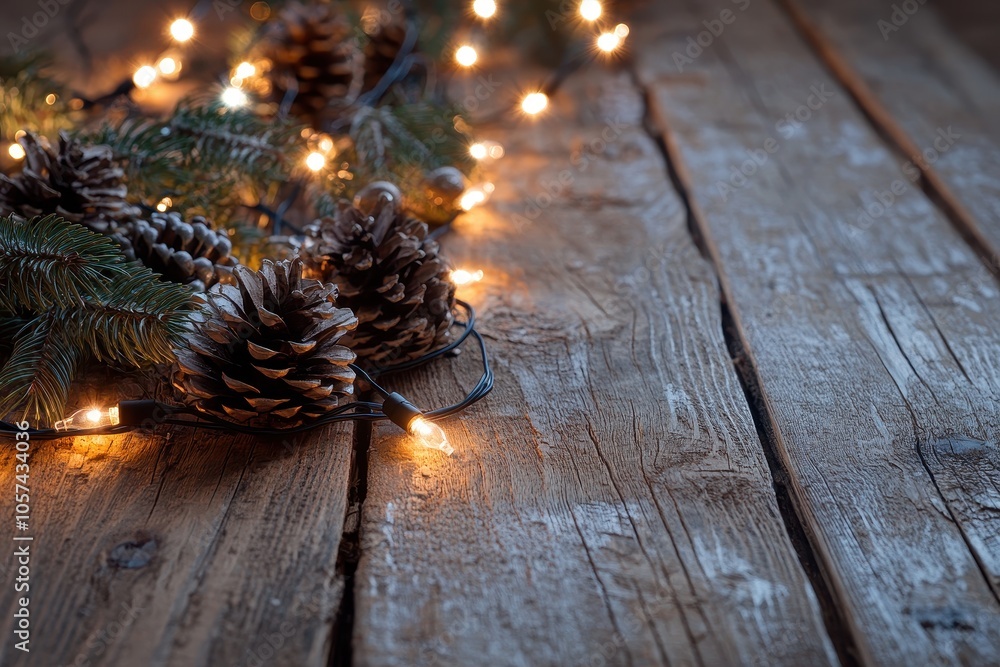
[0,215,198,425]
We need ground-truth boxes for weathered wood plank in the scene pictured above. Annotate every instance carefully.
[783,0,1000,260]
[351,70,837,666]
[634,0,1000,663]
[0,378,354,666]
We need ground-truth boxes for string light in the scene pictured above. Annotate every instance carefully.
[169,18,195,42]
[521,91,548,115]
[382,393,454,456]
[54,406,120,431]
[469,142,488,160]
[44,93,57,105]
[455,45,478,68]
[614,23,630,38]
[156,197,173,212]
[472,0,497,19]
[580,0,602,21]
[317,135,334,154]
[459,188,487,211]
[234,61,256,79]
[305,152,326,172]
[596,32,621,53]
[132,65,157,89]
[221,86,248,108]
[7,144,25,160]
[450,269,484,286]
[157,57,179,77]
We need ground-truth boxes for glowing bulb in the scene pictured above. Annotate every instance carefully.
[234,61,256,79]
[614,23,630,38]
[305,152,326,172]
[221,87,248,108]
[469,142,488,160]
[521,91,548,115]
[408,417,453,456]
[133,65,157,89]
[450,269,484,286]
[580,0,602,21]
[455,45,478,67]
[157,57,179,76]
[596,32,621,52]
[45,93,57,105]
[459,188,487,211]
[156,197,172,212]
[317,135,334,154]
[472,0,496,19]
[8,143,25,160]
[169,18,195,42]
[54,406,120,431]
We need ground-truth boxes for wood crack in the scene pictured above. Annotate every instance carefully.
[630,63,860,667]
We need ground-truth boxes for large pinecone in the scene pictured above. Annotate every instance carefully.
[0,132,137,233]
[173,258,358,428]
[301,193,456,367]
[259,2,365,127]
[115,212,239,292]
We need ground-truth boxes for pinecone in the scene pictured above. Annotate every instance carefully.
[258,2,365,127]
[172,258,358,428]
[301,194,456,367]
[0,131,137,233]
[361,16,410,92]
[116,212,239,292]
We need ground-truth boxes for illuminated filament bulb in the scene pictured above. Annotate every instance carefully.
[383,393,454,456]
[521,91,548,115]
[234,61,256,79]
[170,18,195,42]
[580,0,602,21]
[133,65,157,89]
[472,0,497,19]
[408,417,453,456]
[55,406,120,431]
[221,86,248,108]
[450,269,484,286]
[596,32,621,53]
[305,151,326,172]
[455,45,478,68]
[469,142,488,160]
[8,143,25,160]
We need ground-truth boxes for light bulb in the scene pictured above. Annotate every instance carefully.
[170,18,195,42]
[472,0,497,19]
[156,197,172,212]
[157,57,178,75]
[521,91,548,115]
[580,0,602,21]
[455,45,478,67]
[234,61,256,79]
[469,142,488,160]
[459,188,487,211]
[614,23,630,38]
[133,65,157,89]
[596,32,621,53]
[8,143,25,160]
[305,152,326,172]
[408,417,453,456]
[54,406,120,431]
[221,87,248,108]
[450,269,484,286]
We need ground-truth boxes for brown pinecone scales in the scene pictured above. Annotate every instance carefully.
[361,18,410,92]
[116,212,239,292]
[173,258,358,428]
[258,2,365,127]
[0,131,137,233]
[301,194,456,367]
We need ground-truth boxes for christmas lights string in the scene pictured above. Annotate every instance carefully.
[0,301,491,455]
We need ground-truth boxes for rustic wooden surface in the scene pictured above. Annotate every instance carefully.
[2,0,1000,665]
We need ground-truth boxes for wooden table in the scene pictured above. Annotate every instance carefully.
[3,0,1000,664]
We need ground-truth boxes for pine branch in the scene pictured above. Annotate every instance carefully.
[0,314,79,425]
[0,215,128,312]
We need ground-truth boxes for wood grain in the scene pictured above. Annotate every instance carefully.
[634,0,1000,664]
[351,70,836,666]
[0,377,354,666]
[783,0,1000,261]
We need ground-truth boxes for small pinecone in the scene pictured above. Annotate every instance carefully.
[361,18,410,92]
[116,212,239,292]
[173,258,358,428]
[0,131,137,233]
[301,195,456,367]
[259,2,365,127]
